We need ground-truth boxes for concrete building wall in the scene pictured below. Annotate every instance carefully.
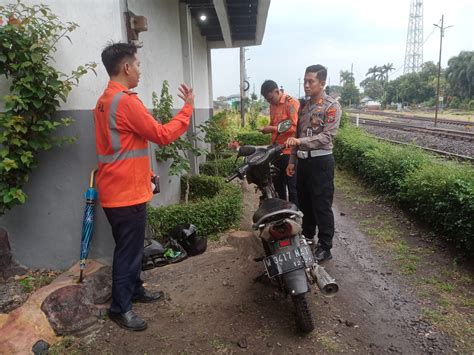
[0,0,212,268]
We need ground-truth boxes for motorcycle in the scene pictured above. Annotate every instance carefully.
[225,119,339,333]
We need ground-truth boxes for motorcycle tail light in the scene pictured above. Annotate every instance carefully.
[278,239,291,247]
[269,221,293,240]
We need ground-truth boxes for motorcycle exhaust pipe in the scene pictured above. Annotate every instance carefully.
[310,264,339,297]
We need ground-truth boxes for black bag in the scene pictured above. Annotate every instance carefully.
[170,224,207,256]
[142,237,188,270]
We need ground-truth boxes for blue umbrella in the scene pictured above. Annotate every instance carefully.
[78,169,98,283]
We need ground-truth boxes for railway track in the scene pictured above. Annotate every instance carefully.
[373,136,473,163]
[348,115,474,143]
[347,109,472,128]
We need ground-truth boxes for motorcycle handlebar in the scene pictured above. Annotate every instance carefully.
[225,172,239,183]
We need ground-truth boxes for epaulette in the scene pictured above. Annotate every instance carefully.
[122,90,138,95]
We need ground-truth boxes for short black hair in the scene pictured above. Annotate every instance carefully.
[101,42,138,76]
[260,80,279,96]
[305,65,327,81]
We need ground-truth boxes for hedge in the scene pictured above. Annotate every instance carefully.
[147,175,242,239]
[334,126,474,254]
[200,156,243,177]
[236,131,271,146]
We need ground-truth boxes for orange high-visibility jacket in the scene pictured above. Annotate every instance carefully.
[93,81,193,208]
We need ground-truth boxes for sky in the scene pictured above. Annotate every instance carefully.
[210,0,474,100]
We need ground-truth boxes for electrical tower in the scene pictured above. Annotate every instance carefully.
[403,0,423,74]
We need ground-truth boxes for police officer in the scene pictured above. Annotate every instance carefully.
[94,42,194,331]
[286,65,341,263]
[260,80,299,205]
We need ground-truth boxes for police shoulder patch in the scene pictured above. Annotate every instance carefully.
[325,106,338,122]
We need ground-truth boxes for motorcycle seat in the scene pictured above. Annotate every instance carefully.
[252,198,301,226]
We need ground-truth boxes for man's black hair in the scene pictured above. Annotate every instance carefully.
[101,42,138,76]
[305,65,327,81]
[260,80,279,96]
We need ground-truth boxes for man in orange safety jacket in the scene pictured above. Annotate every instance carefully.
[93,42,194,331]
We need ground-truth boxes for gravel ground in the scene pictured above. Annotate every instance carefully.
[360,125,474,158]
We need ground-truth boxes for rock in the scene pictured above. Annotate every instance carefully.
[32,340,49,354]
[41,285,98,335]
[340,212,346,216]
[345,320,355,327]
[0,228,27,281]
[237,338,248,349]
[82,266,112,304]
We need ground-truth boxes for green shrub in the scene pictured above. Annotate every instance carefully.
[200,156,242,177]
[236,131,271,146]
[339,111,349,128]
[257,115,270,128]
[334,125,474,254]
[469,100,474,111]
[400,163,474,251]
[147,175,242,239]
[362,143,428,195]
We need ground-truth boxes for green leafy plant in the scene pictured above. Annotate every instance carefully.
[0,2,96,214]
[147,174,242,240]
[198,110,232,161]
[334,125,474,254]
[152,80,202,201]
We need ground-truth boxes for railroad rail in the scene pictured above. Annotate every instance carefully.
[347,109,472,128]
[372,136,473,163]
[348,115,474,143]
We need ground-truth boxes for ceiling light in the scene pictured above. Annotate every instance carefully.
[199,14,207,22]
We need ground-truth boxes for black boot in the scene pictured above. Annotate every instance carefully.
[314,246,332,263]
[108,310,147,331]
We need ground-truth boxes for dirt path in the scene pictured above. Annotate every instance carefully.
[59,174,472,354]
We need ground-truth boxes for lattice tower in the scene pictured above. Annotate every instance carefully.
[403,0,424,73]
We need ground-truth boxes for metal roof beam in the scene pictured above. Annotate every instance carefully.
[213,0,233,47]
[255,0,270,45]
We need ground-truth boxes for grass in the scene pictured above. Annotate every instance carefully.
[335,168,474,352]
[317,334,341,353]
[17,272,58,293]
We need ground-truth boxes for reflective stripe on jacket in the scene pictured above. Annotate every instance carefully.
[93,81,193,207]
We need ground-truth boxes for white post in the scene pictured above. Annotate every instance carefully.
[356,113,360,127]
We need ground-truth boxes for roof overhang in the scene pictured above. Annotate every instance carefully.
[182,0,270,49]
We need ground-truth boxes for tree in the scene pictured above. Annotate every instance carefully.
[153,81,202,202]
[366,65,382,80]
[0,2,96,214]
[340,82,360,107]
[381,63,395,82]
[445,51,474,100]
[339,70,354,86]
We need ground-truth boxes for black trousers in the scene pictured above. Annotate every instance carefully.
[273,154,298,206]
[296,154,335,251]
[103,203,147,313]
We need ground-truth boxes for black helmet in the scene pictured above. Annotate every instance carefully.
[170,224,207,256]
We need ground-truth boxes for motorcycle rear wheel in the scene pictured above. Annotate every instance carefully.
[292,293,315,333]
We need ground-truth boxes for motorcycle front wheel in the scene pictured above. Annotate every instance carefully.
[292,293,315,333]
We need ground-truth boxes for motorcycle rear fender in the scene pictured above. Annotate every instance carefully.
[282,268,309,295]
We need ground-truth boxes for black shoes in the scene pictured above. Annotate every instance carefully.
[314,247,332,263]
[108,310,147,331]
[132,290,165,303]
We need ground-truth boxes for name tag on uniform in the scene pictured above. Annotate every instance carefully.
[306,128,313,137]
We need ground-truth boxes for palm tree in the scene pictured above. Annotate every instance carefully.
[339,70,355,86]
[366,66,382,80]
[381,63,395,82]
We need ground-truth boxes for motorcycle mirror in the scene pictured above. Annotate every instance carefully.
[238,145,257,157]
[277,119,292,134]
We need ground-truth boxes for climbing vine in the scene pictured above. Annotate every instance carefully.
[0,2,96,214]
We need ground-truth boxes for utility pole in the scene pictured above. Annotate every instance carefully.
[349,63,353,108]
[433,15,453,127]
[298,78,301,99]
[239,47,245,127]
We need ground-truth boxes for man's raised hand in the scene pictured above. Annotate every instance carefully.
[178,84,194,106]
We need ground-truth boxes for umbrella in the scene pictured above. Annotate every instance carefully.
[78,169,98,283]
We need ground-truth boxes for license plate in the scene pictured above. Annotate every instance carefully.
[263,245,313,278]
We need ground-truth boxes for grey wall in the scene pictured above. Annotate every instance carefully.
[0,0,214,269]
